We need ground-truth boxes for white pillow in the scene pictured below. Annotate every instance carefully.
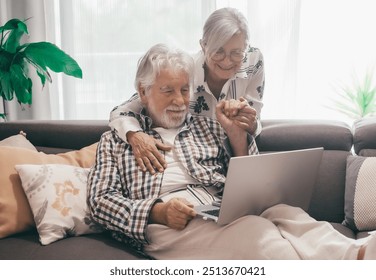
[15,164,103,245]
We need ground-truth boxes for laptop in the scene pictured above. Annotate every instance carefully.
[194,147,323,226]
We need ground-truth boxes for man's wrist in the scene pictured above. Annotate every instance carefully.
[228,131,248,156]
[149,201,166,225]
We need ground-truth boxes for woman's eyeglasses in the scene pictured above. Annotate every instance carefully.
[211,48,246,62]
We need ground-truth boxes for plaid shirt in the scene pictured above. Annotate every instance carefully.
[88,113,258,248]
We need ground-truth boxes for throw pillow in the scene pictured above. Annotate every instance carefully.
[15,164,103,245]
[0,143,98,238]
[343,156,376,231]
[0,132,37,151]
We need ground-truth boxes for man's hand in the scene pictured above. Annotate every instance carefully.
[127,131,172,174]
[221,97,258,134]
[150,198,196,230]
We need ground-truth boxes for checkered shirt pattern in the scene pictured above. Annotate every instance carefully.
[88,114,259,248]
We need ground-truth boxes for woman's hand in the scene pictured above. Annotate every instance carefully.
[127,131,172,174]
[150,198,196,230]
[220,97,258,134]
[216,100,249,156]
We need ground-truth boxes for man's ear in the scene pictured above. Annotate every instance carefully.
[138,85,147,104]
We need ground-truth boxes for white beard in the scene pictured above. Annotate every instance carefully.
[147,105,187,129]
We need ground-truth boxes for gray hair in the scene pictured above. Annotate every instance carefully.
[135,44,194,91]
[201,7,249,55]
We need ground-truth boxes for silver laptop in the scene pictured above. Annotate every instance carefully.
[194,147,323,226]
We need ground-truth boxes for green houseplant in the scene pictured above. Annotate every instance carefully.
[329,71,376,121]
[0,18,82,119]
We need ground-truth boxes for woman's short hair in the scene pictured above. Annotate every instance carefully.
[201,7,249,55]
[135,44,194,91]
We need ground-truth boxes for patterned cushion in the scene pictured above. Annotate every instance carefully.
[0,143,97,239]
[15,164,103,245]
[343,156,376,231]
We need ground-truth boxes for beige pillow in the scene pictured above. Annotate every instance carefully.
[15,164,103,245]
[0,132,37,151]
[0,143,98,238]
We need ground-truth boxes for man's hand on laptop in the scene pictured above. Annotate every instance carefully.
[149,198,197,230]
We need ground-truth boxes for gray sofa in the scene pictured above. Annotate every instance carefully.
[0,117,375,259]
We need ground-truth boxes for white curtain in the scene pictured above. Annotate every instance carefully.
[2,0,376,124]
[243,0,302,119]
[46,0,210,120]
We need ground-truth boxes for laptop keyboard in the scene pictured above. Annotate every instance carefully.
[202,209,220,217]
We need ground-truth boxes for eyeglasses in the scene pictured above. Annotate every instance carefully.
[210,48,246,62]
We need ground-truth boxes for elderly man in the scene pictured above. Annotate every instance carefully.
[88,44,375,260]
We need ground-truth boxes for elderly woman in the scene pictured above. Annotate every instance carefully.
[109,7,264,173]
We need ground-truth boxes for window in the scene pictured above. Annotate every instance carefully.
[42,0,376,124]
[47,0,205,119]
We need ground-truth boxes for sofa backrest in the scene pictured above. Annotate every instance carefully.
[0,119,355,224]
[353,117,376,156]
[0,120,109,153]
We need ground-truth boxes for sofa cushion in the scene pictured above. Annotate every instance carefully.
[0,143,98,239]
[343,156,376,231]
[357,149,376,157]
[0,231,144,260]
[15,164,103,245]
[0,132,37,151]
[308,150,350,223]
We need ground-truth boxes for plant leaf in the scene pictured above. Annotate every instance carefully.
[23,42,82,78]
[330,71,376,120]
[0,49,14,72]
[37,69,47,86]
[1,19,28,53]
[0,71,14,100]
[4,29,24,53]
[0,18,28,33]
[10,63,32,104]
[26,57,52,85]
